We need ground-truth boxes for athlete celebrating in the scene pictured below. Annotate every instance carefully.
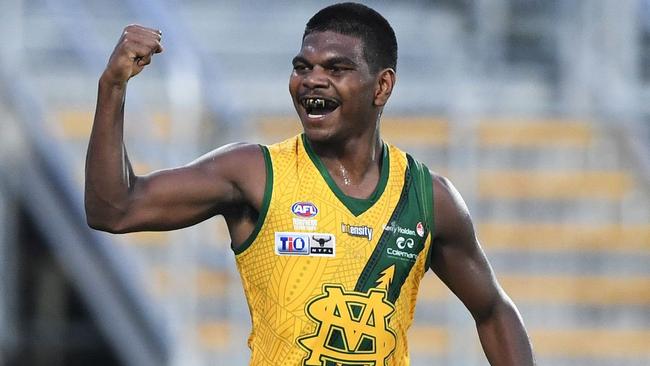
[85,3,535,365]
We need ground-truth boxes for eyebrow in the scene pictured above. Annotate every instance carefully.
[292,55,357,67]
[292,56,309,66]
[323,56,357,67]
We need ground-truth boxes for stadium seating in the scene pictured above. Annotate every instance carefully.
[4,1,649,365]
[46,106,650,365]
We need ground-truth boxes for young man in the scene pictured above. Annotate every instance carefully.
[85,3,535,365]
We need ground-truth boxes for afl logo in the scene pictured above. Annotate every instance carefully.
[291,202,319,218]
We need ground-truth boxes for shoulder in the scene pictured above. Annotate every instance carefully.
[192,142,264,166]
[431,172,466,210]
[187,142,267,199]
[399,153,463,214]
[396,153,471,238]
[428,171,474,242]
[189,142,266,176]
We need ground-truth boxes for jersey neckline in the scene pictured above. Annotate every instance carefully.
[301,134,390,216]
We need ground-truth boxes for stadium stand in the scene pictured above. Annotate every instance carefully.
[0,1,648,366]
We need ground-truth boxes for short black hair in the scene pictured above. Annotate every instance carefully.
[303,2,398,73]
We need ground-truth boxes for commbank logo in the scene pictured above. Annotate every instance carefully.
[275,232,310,255]
[298,284,396,366]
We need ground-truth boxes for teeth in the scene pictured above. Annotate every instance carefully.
[304,98,326,109]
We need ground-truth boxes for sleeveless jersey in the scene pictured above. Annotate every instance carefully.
[234,134,434,366]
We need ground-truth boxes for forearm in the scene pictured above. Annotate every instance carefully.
[476,297,535,366]
[84,75,134,229]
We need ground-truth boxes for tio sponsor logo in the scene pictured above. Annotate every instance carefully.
[291,202,319,218]
[275,232,310,255]
[275,232,336,257]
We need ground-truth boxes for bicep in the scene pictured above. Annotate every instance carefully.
[124,166,230,230]
[116,143,263,232]
[429,176,504,320]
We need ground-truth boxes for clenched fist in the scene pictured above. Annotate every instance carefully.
[102,24,163,87]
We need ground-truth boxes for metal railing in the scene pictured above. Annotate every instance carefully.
[0,52,170,366]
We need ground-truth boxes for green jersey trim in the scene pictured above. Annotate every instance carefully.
[413,158,435,271]
[405,154,435,271]
[301,134,390,217]
[233,145,273,255]
[353,155,433,302]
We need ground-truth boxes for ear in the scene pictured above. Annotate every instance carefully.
[373,68,396,107]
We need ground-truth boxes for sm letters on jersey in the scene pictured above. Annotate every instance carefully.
[298,284,396,366]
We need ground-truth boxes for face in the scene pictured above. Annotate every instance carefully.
[289,31,381,143]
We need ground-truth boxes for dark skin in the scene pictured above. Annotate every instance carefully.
[290,31,394,198]
[85,25,535,365]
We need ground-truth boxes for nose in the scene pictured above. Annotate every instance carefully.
[302,66,329,89]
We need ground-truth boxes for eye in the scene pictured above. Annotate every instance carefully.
[329,65,351,75]
[293,63,309,73]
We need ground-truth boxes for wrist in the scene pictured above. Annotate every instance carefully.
[99,70,128,90]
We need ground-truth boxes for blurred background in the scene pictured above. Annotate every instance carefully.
[0,0,649,365]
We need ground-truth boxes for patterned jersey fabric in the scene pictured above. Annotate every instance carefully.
[234,134,434,366]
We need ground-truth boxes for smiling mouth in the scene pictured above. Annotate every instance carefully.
[300,97,340,118]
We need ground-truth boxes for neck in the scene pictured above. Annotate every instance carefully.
[306,128,383,197]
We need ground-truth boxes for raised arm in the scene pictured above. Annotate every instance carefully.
[428,174,535,365]
[85,25,265,234]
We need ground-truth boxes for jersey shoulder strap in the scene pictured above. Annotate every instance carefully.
[406,154,435,270]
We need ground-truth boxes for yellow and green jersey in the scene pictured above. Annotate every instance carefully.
[234,134,434,366]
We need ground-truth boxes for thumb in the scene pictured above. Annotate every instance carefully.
[136,53,153,67]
